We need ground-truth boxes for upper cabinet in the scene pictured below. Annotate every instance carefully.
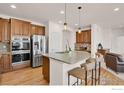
[22,21,31,36]
[31,24,45,36]
[76,29,91,43]
[10,18,31,37]
[0,18,10,42]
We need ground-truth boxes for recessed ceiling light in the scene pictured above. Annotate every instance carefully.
[60,10,64,14]
[114,8,120,11]
[58,21,62,24]
[75,24,78,26]
[10,5,16,9]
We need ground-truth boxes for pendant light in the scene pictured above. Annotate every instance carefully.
[64,3,67,31]
[78,6,82,33]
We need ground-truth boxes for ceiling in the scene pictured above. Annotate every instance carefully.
[0,3,124,28]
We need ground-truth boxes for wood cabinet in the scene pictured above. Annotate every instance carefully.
[43,56,49,83]
[76,32,83,43]
[22,21,31,36]
[31,24,45,36]
[11,18,31,36]
[76,29,91,43]
[0,18,10,42]
[0,54,12,73]
[11,18,22,36]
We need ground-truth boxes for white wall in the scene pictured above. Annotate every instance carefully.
[91,24,124,57]
[91,24,103,57]
[91,24,113,57]
[48,21,76,53]
[111,28,124,54]
[62,29,76,51]
[48,21,63,52]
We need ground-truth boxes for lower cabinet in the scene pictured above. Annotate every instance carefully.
[0,54,12,73]
[0,55,2,84]
[43,56,49,83]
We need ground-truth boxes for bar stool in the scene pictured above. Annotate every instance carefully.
[68,58,100,85]
[81,58,101,85]
[68,67,87,85]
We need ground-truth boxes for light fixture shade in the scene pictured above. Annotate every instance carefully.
[64,22,67,30]
[77,6,82,33]
[78,27,81,33]
[63,3,68,31]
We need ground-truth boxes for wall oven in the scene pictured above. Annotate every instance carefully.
[22,37,30,50]
[12,36,30,65]
[12,53,22,63]
[22,53,30,61]
[12,37,22,51]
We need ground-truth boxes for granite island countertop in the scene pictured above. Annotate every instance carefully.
[43,51,91,64]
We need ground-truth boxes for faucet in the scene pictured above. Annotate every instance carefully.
[65,40,72,53]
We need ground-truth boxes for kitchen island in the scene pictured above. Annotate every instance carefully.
[43,51,90,85]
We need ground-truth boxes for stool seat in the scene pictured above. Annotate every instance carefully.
[68,67,86,80]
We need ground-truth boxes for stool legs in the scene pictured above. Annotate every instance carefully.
[77,78,79,85]
[98,62,101,85]
[85,71,87,85]
[68,74,70,85]
[91,69,94,85]
[68,74,79,85]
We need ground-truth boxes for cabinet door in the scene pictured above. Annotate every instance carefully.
[37,26,45,35]
[83,31,88,43]
[2,54,12,73]
[0,19,10,42]
[22,21,31,36]
[0,56,3,73]
[11,19,22,36]
[2,21,10,41]
[76,32,83,43]
[31,25,45,35]
[0,20,3,42]
[87,30,91,43]
[43,56,49,83]
[31,25,36,36]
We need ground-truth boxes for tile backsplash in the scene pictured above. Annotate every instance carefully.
[0,42,10,52]
[75,43,91,51]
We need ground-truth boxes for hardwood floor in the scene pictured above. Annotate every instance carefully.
[0,67,48,85]
[0,67,123,85]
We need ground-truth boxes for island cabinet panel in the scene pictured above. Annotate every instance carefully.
[0,54,12,73]
[0,55,2,74]
[31,24,45,36]
[76,29,91,43]
[0,18,10,42]
[11,18,31,37]
[43,56,49,83]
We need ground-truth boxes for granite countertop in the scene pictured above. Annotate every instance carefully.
[43,51,91,64]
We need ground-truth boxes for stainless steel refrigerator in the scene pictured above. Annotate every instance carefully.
[31,35,48,67]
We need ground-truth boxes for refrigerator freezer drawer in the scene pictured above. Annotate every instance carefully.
[32,55,43,67]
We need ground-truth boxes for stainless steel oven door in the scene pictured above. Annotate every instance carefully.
[21,53,30,61]
[12,42,22,51]
[12,54,22,63]
[22,42,30,50]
